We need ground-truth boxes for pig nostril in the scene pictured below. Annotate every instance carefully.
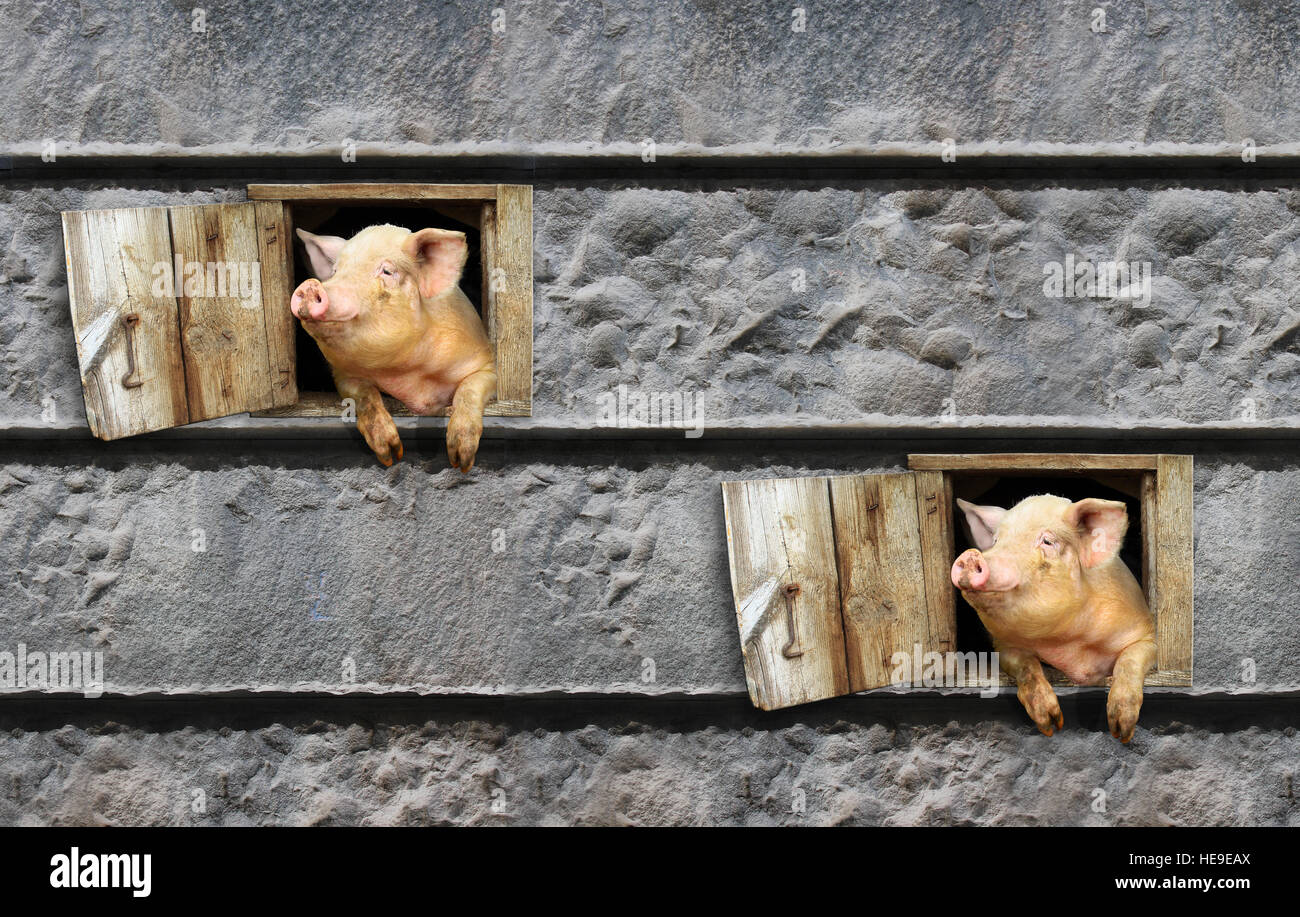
[292,283,330,320]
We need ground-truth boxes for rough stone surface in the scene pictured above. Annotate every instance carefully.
[0,441,1294,693]
[3,182,1298,431]
[0,698,1294,826]
[5,1,1300,148]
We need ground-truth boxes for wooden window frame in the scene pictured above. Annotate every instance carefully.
[245,183,533,418]
[906,453,1193,688]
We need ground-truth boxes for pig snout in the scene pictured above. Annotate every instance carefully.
[952,549,989,590]
[292,279,359,322]
[951,549,1019,592]
[291,279,329,320]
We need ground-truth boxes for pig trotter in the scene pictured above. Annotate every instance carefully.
[336,376,403,467]
[1018,680,1065,736]
[1106,684,1142,743]
[1000,646,1063,737]
[361,408,404,467]
[446,410,482,473]
[1107,637,1156,743]
[446,368,496,473]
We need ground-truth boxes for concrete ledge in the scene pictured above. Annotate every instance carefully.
[6,140,1300,162]
[3,415,1300,441]
[10,144,1300,183]
[1,683,1293,701]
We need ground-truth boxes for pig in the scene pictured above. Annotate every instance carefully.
[951,494,1156,743]
[290,224,496,471]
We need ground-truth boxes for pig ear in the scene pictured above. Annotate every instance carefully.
[955,498,1006,551]
[297,229,347,280]
[1065,498,1128,568]
[403,228,467,299]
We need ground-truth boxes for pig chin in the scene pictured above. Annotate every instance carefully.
[300,316,355,346]
[959,585,1015,616]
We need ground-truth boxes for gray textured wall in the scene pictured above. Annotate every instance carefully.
[3,696,1295,826]
[5,0,1300,148]
[2,0,1298,826]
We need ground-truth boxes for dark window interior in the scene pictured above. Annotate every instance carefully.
[288,204,483,393]
[949,474,1145,656]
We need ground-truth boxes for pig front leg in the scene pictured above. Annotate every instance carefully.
[446,368,496,473]
[1000,646,1064,736]
[336,375,404,467]
[1107,637,1156,744]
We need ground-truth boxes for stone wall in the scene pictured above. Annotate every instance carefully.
[5,0,1300,148]
[2,696,1295,826]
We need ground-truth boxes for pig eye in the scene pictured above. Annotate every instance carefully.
[379,264,397,278]
[1038,533,1056,549]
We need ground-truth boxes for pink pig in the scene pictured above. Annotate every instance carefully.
[951,495,1157,742]
[291,225,496,471]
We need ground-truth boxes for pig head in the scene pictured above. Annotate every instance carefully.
[951,494,1157,742]
[291,224,496,471]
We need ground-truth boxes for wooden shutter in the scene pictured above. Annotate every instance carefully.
[61,207,190,439]
[62,201,297,440]
[828,473,949,692]
[721,477,849,710]
[722,472,955,710]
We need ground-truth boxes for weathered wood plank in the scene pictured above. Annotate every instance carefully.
[253,201,298,408]
[1155,454,1194,684]
[913,469,958,656]
[480,199,498,381]
[247,183,500,202]
[829,473,930,690]
[1140,470,1158,614]
[61,207,189,440]
[491,185,533,415]
[169,203,280,421]
[721,477,848,710]
[908,453,1159,472]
